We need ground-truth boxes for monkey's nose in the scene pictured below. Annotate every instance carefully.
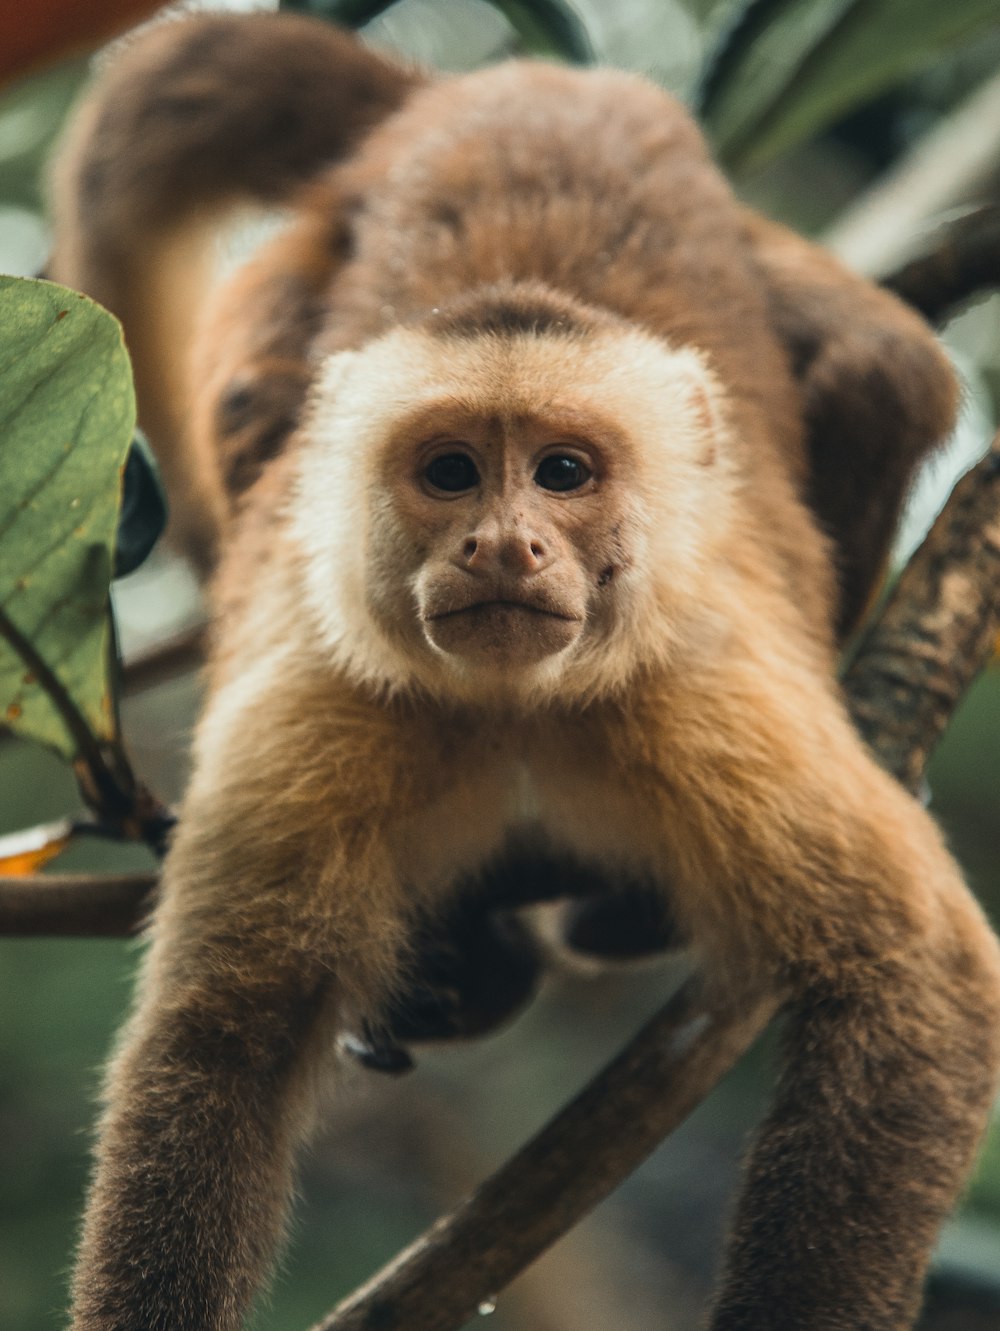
[462,529,550,576]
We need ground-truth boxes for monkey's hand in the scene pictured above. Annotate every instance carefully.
[345,905,543,1073]
[345,881,685,1072]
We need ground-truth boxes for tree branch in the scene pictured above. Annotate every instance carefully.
[881,206,1000,326]
[314,978,780,1331]
[0,871,155,936]
[845,431,1000,792]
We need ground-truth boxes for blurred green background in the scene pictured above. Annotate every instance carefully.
[2,1,1000,1328]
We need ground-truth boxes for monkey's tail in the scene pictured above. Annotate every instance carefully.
[48,12,422,573]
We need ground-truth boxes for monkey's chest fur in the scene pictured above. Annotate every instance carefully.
[368,754,683,1061]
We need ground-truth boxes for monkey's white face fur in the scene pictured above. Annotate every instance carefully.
[289,320,736,705]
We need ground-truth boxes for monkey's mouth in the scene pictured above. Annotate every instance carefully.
[422,597,583,665]
[426,598,580,623]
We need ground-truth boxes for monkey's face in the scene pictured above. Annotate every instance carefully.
[380,397,625,675]
[292,314,735,703]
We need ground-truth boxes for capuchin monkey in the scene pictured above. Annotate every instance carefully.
[49,12,1000,1331]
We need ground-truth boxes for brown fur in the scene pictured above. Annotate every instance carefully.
[49,13,999,1331]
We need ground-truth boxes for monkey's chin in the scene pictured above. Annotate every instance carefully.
[423,602,582,669]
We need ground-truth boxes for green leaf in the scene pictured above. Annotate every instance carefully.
[485,0,593,63]
[0,277,135,762]
[698,0,853,127]
[702,0,1000,172]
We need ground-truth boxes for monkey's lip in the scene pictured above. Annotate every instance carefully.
[426,598,580,623]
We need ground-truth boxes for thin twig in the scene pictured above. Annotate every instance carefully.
[120,622,207,696]
[0,872,156,936]
[0,602,119,789]
[0,603,174,850]
[881,205,1000,326]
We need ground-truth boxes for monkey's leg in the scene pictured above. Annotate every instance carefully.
[742,209,959,637]
[633,661,1000,1330]
[188,211,355,509]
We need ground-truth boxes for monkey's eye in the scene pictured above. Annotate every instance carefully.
[534,454,591,492]
[424,452,480,493]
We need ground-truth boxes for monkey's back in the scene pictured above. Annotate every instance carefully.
[320,62,802,456]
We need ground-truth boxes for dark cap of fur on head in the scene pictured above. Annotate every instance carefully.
[427,280,608,341]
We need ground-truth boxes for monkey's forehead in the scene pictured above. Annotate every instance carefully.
[308,319,721,457]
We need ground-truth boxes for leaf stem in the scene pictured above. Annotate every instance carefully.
[0,603,174,855]
[0,601,114,774]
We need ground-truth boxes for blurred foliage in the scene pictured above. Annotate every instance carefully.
[478,0,593,62]
[1,1,1000,1330]
[700,0,1000,171]
[0,59,87,213]
[281,0,593,61]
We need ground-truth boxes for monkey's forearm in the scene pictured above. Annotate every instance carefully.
[710,943,1000,1330]
[645,652,1000,1328]
[71,971,329,1331]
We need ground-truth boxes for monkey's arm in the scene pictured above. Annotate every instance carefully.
[742,210,959,638]
[48,12,423,570]
[72,932,330,1331]
[71,655,413,1331]
[635,628,1000,1330]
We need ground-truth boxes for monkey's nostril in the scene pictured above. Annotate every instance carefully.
[529,541,544,560]
[463,538,478,561]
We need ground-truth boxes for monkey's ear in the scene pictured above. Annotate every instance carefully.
[650,343,728,469]
[683,355,727,468]
[312,349,361,406]
[742,210,959,638]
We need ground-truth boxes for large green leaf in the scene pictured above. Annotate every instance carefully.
[699,0,854,135]
[0,277,135,761]
[702,0,1000,172]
